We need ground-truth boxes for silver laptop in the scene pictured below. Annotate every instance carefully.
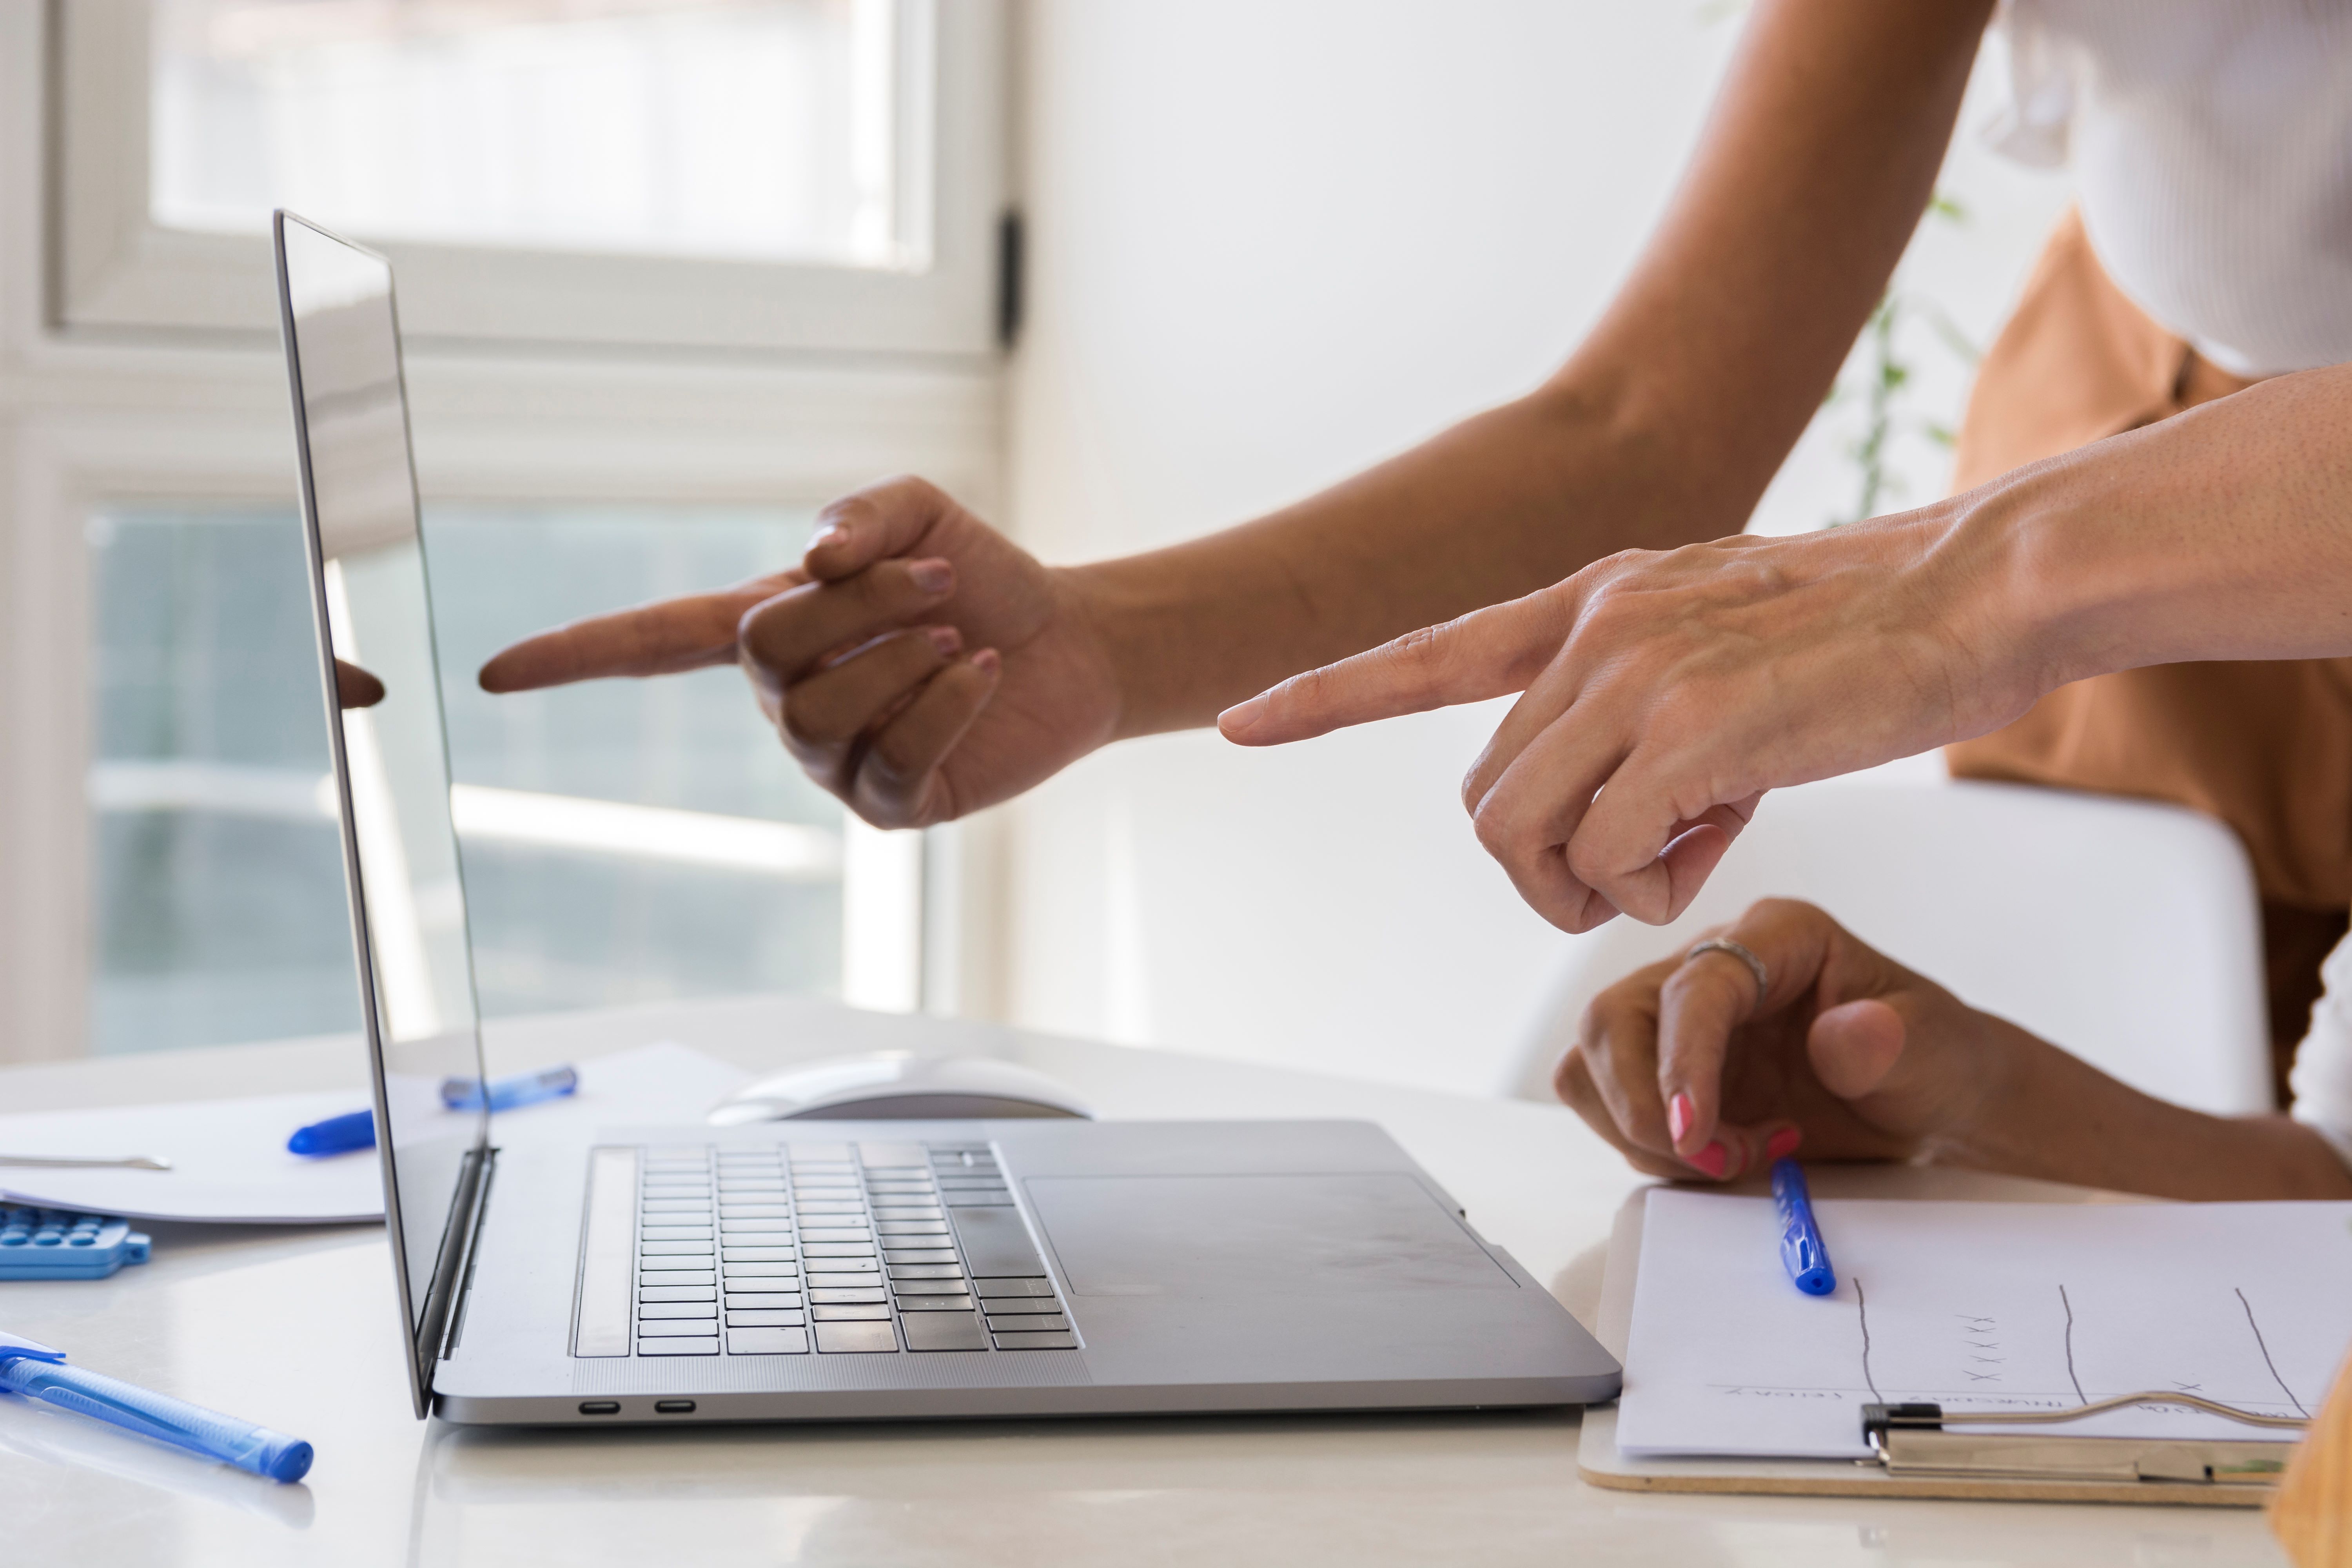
[271,209,1621,1425]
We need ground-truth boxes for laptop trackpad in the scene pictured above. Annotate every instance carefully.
[1025,1173,1513,1297]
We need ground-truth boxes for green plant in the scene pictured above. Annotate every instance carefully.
[1826,194,1979,526]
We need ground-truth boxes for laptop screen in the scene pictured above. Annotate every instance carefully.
[274,212,490,1388]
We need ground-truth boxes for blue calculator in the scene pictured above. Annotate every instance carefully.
[0,1207,152,1280]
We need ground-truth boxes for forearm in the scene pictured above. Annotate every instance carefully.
[1930,1016,2352,1200]
[1075,383,1735,739]
[1075,0,1992,738]
[1977,362,2352,695]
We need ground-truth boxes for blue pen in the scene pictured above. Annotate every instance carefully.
[0,1330,312,1483]
[439,1064,578,1113]
[287,1065,578,1156]
[285,1108,374,1158]
[1771,1158,1837,1296]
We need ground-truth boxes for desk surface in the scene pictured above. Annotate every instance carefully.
[0,996,2287,1567]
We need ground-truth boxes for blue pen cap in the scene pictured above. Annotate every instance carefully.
[1771,1158,1837,1296]
[286,1108,375,1158]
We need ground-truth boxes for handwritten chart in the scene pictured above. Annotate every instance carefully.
[1616,1191,2352,1458]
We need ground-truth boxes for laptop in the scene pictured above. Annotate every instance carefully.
[270,209,1622,1425]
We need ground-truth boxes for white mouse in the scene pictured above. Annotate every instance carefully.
[707,1051,1094,1125]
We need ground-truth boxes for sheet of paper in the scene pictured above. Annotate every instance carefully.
[1617,1188,2352,1458]
[0,1040,751,1224]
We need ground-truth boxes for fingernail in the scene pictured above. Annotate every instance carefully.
[1765,1127,1802,1162]
[1690,1141,1730,1180]
[809,524,848,551]
[927,625,962,656]
[1666,1093,1692,1144]
[1220,695,1265,733]
[909,559,953,594]
[971,648,1002,675]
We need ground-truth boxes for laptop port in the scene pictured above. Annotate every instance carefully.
[577,1401,621,1416]
[654,1400,697,1414]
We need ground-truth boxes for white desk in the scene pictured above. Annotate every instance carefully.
[0,996,2286,1566]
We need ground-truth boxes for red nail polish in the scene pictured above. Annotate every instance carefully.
[1766,1127,1802,1162]
[1667,1093,1692,1143]
[1691,1141,1730,1180]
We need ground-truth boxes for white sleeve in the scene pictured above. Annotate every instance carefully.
[2288,930,2352,1169]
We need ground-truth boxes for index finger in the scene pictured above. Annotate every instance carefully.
[1217,587,1577,747]
[1655,902,1835,1157]
[477,571,800,693]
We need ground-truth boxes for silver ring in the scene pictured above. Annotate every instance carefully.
[1685,938,1768,1006]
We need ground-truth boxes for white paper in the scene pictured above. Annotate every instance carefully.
[0,1041,751,1225]
[1617,1189,2352,1458]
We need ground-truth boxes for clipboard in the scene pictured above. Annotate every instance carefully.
[1575,1171,2279,1507]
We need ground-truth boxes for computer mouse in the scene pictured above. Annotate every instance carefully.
[706,1051,1094,1125]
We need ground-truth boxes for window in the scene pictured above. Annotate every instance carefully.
[151,0,926,269]
[54,0,1004,352]
[88,504,879,1057]
[2,2,999,1065]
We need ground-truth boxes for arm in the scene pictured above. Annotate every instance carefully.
[1060,0,1998,734]
[481,0,1994,821]
[1225,361,2352,929]
[1564,898,2352,1200]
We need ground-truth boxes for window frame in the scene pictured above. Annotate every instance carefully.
[2,4,994,1065]
[50,0,1005,357]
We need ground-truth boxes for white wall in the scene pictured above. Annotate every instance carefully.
[998,2,2073,1095]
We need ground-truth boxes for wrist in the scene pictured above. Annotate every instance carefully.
[1065,547,1269,741]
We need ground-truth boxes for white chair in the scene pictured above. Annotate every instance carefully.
[1503,777,2273,1116]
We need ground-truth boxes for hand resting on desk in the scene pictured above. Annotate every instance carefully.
[1562,897,2352,1201]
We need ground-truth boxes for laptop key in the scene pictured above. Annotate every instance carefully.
[887,1264,966,1281]
[893,1295,975,1312]
[725,1292,805,1309]
[722,1247,797,1262]
[901,1312,988,1352]
[973,1277,1057,1297]
[987,1312,1071,1333]
[638,1227,712,1241]
[811,1304,893,1321]
[814,1321,899,1354]
[992,1330,1079,1350]
[635,1316,715,1345]
[807,1287,888,1304]
[949,1208,1044,1276]
[722,1261,799,1278]
[637,1285,717,1303]
[727,1310,806,1328]
[641,1240,715,1256]
[979,1297,1062,1316]
[639,1301,718,1319]
[637,1337,720,1356]
[641,1270,716,1287]
[882,1249,959,1265]
[727,1327,810,1356]
[802,1243,877,1258]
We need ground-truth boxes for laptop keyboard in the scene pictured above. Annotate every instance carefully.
[623,1140,1076,1357]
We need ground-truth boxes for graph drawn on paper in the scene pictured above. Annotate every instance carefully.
[1615,1190,2352,1459]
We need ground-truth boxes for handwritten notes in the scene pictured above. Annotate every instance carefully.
[1617,1189,2352,1458]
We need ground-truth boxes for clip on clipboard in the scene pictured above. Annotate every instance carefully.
[1861,1392,2304,1487]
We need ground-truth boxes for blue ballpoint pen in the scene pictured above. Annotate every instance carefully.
[1770,1158,1837,1296]
[287,1065,579,1156]
[0,1330,313,1483]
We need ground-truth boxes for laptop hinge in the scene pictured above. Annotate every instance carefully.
[417,1146,497,1392]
